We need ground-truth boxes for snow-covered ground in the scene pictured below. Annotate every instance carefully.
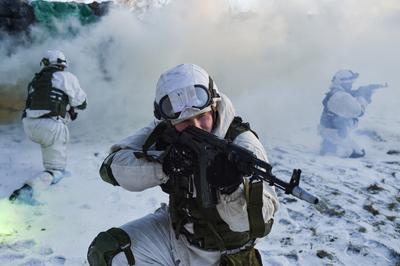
[1,0,400,265]
[1,105,399,266]
[0,122,170,265]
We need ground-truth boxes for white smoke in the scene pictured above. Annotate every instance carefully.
[0,0,399,145]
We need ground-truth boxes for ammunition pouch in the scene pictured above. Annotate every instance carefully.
[87,227,135,266]
[25,67,69,118]
[220,246,262,266]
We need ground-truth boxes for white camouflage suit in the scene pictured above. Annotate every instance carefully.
[319,83,368,157]
[23,68,87,174]
[319,69,388,158]
[107,92,279,265]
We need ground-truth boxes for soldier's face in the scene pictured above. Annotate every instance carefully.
[342,83,352,91]
[174,111,213,133]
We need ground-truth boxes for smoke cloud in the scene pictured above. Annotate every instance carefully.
[1,0,399,147]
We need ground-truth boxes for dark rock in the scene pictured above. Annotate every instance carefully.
[347,243,362,254]
[280,237,293,246]
[358,226,367,233]
[366,183,384,194]
[384,161,400,166]
[316,250,334,260]
[315,201,346,217]
[386,215,396,222]
[363,204,379,216]
[388,202,398,211]
[0,0,35,34]
[387,150,400,155]
[0,0,112,36]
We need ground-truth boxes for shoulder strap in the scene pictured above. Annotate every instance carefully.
[135,121,170,162]
[322,87,341,107]
[224,116,258,142]
[244,179,274,239]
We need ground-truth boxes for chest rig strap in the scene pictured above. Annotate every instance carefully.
[135,121,169,162]
[139,117,271,252]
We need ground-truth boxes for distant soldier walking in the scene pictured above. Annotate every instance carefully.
[10,49,87,204]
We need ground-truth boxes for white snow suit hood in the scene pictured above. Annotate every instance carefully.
[154,63,221,125]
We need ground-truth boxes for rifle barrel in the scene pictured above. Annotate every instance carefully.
[292,186,319,204]
[252,163,319,204]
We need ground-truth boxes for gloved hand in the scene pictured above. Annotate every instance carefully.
[68,108,78,121]
[353,83,387,104]
[162,144,196,179]
[207,152,243,192]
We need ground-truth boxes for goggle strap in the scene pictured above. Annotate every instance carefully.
[57,58,67,64]
[154,101,162,120]
[156,76,219,120]
[208,76,220,99]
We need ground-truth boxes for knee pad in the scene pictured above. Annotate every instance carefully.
[87,227,135,266]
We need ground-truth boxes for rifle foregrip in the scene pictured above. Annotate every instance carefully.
[292,186,319,204]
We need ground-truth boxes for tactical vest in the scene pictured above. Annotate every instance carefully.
[24,67,69,118]
[159,116,272,252]
[320,88,356,134]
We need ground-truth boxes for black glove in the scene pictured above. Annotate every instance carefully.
[162,144,196,179]
[207,152,243,192]
[68,108,78,121]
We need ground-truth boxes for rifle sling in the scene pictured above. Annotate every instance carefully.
[245,179,267,238]
[140,121,169,161]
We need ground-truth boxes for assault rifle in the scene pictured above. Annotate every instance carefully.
[160,125,319,208]
[351,83,388,103]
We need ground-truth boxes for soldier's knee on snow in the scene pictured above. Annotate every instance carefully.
[99,153,120,186]
[87,227,135,266]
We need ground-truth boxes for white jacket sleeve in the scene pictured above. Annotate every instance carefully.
[107,121,169,192]
[327,91,365,118]
[216,131,279,232]
[52,71,87,107]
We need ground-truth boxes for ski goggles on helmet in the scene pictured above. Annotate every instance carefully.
[158,84,212,120]
[41,57,67,67]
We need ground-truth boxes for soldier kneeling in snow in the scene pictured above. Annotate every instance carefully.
[87,64,279,265]
[9,50,87,204]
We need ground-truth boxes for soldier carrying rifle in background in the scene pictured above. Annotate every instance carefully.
[319,69,387,158]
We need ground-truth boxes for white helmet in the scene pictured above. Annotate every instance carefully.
[41,50,68,68]
[331,69,359,85]
[154,63,221,125]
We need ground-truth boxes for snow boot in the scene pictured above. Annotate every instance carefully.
[28,169,67,191]
[9,184,40,205]
[48,170,66,185]
[349,149,365,158]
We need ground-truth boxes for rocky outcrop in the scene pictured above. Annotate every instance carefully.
[0,0,111,35]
